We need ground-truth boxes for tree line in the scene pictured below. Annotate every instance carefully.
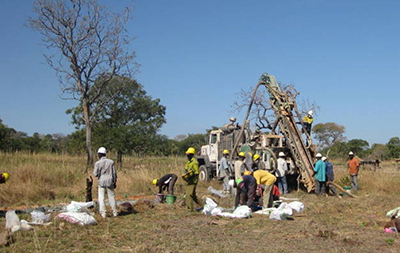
[0,116,209,157]
[312,122,400,161]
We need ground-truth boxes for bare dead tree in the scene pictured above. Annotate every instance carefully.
[231,82,319,133]
[28,0,138,166]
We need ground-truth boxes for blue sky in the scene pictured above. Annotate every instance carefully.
[0,0,399,146]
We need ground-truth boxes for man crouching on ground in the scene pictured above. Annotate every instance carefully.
[93,147,118,218]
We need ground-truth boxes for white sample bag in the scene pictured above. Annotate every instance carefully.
[202,197,218,215]
[57,212,97,226]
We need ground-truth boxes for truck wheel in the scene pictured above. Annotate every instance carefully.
[199,165,210,182]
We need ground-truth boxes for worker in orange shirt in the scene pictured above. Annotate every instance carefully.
[347,151,360,191]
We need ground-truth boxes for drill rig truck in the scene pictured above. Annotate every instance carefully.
[196,73,315,192]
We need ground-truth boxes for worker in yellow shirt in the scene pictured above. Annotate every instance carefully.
[253,168,277,208]
[181,147,202,211]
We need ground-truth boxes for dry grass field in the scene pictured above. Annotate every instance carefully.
[0,152,400,252]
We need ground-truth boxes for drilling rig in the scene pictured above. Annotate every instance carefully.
[197,73,315,192]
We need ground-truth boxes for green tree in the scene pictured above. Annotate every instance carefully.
[29,0,137,166]
[370,144,391,161]
[68,76,166,165]
[387,137,400,159]
[347,139,370,158]
[312,122,346,149]
[177,133,207,154]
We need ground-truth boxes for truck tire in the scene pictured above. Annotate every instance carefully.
[199,165,210,182]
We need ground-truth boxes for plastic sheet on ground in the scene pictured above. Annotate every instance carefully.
[287,201,304,213]
[217,206,252,219]
[269,203,293,220]
[202,197,251,218]
[207,186,227,198]
[254,201,305,220]
[56,212,97,226]
[30,210,51,225]
[65,201,94,213]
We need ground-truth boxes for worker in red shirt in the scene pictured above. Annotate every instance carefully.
[347,151,360,191]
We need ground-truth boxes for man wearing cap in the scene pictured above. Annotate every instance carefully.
[182,147,202,211]
[234,152,247,180]
[276,152,289,195]
[313,153,326,196]
[252,154,266,171]
[219,149,232,194]
[347,151,360,191]
[93,147,118,218]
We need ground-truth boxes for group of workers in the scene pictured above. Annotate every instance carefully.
[313,151,360,197]
[91,142,361,217]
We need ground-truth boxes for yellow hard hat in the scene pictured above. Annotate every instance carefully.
[238,152,246,157]
[185,147,196,155]
[2,173,9,181]
[152,179,158,185]
[253,154,260,161]
[223,149,230,154]
[244,171,252,175]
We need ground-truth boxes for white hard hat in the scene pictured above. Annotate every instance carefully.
[349,151,354,155]
[228,179,235,187]
[97,147,106,154]
[229,117,236,122]
[316,153,322,158]
[322,156,327,161]
[278,152,285,157]
[308,110,313,116]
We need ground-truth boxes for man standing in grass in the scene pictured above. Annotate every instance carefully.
[93,147,118,218]
[181,147,202,211]
[348,151,360,191]
[313,153,326,196]
[219,149,232,194]
[276,152,288,195]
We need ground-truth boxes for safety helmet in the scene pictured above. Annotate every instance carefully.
[228,179,235,187]
[97,147,106,154]
[2,173,9,182]
[185,147,196,155]
[322,156,327,162]
[223,149,230,155]
[278,152,285,157]
[316,153,322,158]
[229,117,236,122]
[308,110,314,116]
[244,170,252,175]
[238,152,246,157]
[253,154,261,161]
[152,179,158,185]
[349,151,354,155]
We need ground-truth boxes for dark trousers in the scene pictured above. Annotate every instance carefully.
[326,181,338,196]
[235,182,256,209]
[185,183,202,211]
[167,174,178,195]
[315,180,326,196]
